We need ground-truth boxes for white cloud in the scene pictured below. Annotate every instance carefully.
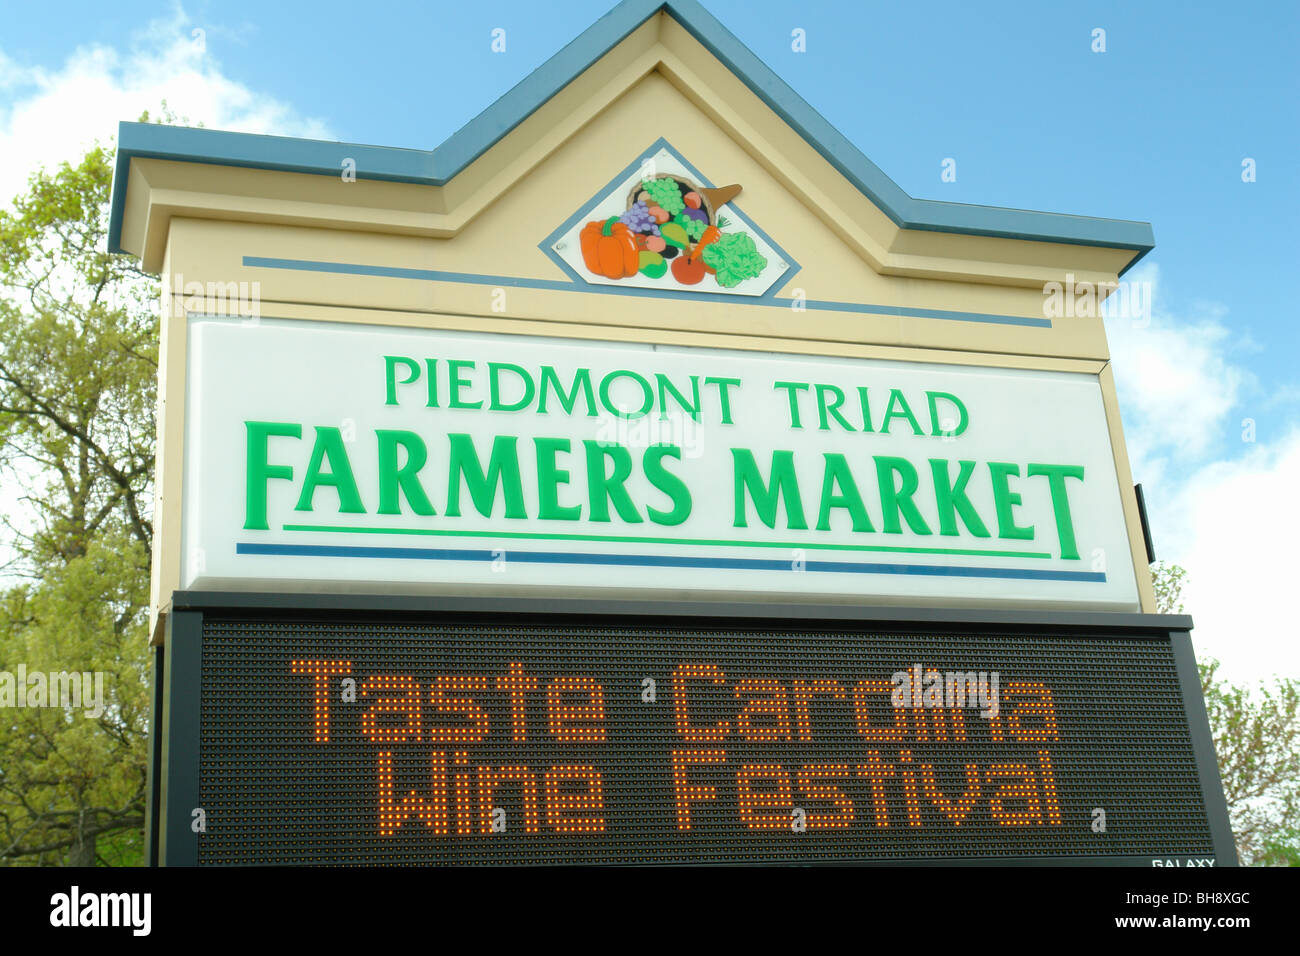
[0,6,331,583]
[0,5,332,198]
[1104,263,1250,480]
[1106,264,1299,683]
[1160,429,1300,684]
[0,50,24,91]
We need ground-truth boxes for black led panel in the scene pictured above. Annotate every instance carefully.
[183,611,1219,865]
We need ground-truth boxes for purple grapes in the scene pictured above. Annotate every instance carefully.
[619,201,660,236]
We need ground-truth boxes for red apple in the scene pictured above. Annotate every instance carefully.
[672,255,706,285]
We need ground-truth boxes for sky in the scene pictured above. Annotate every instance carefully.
[0,0,1296,683]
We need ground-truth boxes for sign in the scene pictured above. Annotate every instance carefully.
[119,0,1212,873]
[161,600,1231,866]
[543,140,794,297]
[183,316,1138,608]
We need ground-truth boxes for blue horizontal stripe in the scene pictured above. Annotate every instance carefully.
[235,541,1105,583]
[241,255,1051,328]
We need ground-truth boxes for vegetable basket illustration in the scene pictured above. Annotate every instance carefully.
[579,174,769,289]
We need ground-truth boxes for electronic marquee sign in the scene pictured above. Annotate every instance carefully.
[153,597,1235,867]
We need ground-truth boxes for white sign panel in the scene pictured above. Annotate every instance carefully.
[182,316,1140,609]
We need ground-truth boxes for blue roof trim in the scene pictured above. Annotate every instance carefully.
[428,0,666,180]
[108,0,1154,269]
[659,0,1153,270]
[106,123,438,254]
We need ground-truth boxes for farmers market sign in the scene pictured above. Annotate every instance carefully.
[180,316,1140,609]
[546,142,792,297]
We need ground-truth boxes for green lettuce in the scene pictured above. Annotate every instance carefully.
[701,232,768,288]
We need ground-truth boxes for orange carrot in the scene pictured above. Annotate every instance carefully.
[690,225,722,262]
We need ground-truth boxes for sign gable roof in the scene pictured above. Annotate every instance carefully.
[108,0,1153,272]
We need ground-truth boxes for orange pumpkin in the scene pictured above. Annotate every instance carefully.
[580,217,639,279]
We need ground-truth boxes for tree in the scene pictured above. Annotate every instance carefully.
[1199,657,1300,866]
[0,139,157,865]
[1150,560,1188,615]
[1150,562,1300,866]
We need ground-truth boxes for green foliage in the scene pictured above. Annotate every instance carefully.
[1151,560,1187,614]
[701,231,767,288]
[0,140,157,865]
[1257,824,1300,867]
[1199,655,1300,866]
[1151,563,1300,867]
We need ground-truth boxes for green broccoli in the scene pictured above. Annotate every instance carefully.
[701,232,768,288]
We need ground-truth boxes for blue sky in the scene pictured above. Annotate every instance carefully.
[1,0,1297,679]
[4,0,1294,442]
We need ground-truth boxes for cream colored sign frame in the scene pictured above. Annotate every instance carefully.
[111,3,1157,641]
